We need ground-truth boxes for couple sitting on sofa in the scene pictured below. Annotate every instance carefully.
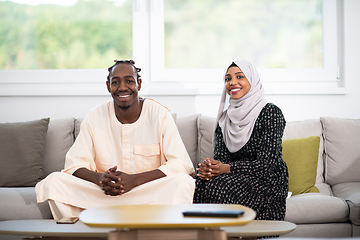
[36,59,288,222]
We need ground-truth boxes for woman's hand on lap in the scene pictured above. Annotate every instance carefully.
[197,158,230,180]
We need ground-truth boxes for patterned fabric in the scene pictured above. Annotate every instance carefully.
[194,103,289,220]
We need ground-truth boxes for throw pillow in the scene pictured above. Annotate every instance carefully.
[0,118,50,187]
[282,136,320,195]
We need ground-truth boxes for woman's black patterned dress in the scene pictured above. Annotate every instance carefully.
[193,103,289,220]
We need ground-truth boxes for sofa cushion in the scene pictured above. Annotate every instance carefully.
[315,182,332,196]
[197,115,216,165]
[42,118,75,177]
[283,119,324,184]
[285,193,349,224]
[321,117,360,185]
[74,118,83,139]
[0,118,49,187]
[0,187,52,220]
[282,136,320,195]
[332,182,360,225]
[175,114,199,168]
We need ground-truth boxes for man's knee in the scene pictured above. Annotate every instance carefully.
[44,172,70,183]
[38,172,73,191]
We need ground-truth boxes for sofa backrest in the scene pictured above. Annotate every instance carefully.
[321,117,360,186]
[175,114,216,169]
[197,115,216,164]
[42,118,75,177]
[175,115,199,169]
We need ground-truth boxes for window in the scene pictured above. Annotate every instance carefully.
[0,0,132,70]
[148,0,345,94]
[163,1,322,70]
[0,0,345,96]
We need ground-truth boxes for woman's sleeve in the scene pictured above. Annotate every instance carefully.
[213,125,232,164]
[229,105,286,178]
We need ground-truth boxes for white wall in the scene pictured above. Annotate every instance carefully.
[0,0,359,123]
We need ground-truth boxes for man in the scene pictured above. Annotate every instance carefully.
[35,60,195,220]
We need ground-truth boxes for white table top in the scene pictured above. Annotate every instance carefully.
[79,204,256,229]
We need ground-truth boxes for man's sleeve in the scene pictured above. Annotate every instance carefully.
[158,111,195,176]
[62,115,97,175]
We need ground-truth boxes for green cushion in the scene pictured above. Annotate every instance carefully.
[0,118,49,187]
[282,136,320,195]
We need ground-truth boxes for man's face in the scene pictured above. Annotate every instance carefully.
[106,63,142,110]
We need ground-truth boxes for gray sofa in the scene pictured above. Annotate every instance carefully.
[0,115,359,239]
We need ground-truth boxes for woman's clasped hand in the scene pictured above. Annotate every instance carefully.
[196,158,230,180]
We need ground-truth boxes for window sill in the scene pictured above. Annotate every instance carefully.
[0,80,347,96]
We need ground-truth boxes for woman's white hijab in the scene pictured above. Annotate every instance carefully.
[215,59,268,153]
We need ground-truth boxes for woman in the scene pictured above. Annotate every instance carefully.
[193,59,288,220]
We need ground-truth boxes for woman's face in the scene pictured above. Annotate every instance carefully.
[225,66,251,99]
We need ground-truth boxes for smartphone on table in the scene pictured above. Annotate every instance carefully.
[56,216,79,224]
[183,210,244,218]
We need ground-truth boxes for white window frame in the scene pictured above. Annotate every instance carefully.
[0,0,347,96]
[145,0,346,95]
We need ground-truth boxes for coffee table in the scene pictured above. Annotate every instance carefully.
[0,219,111,239]
[0,204,296,240]
[0,219,295,240]
[79,204,255,240]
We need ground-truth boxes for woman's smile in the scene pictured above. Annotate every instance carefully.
[230,87,242,95]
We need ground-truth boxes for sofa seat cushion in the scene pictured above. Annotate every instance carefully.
[332,182,360,225]
[0,187,52,221]
[321,117,360,185]
[285,193,349,224]
[42,118,76,177]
